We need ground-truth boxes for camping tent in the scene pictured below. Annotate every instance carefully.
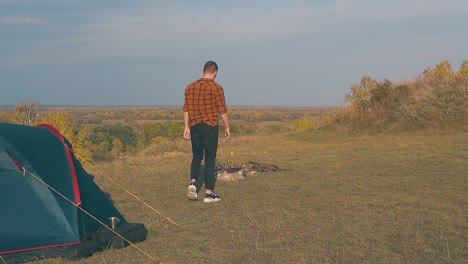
[0,123,147,263]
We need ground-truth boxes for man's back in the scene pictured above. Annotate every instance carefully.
[183,78,227,127]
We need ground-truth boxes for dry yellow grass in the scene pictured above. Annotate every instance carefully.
[32,127,467,263]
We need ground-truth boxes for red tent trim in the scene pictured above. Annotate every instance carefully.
[7,153,22,171]
[36,124,82,206]
[0,239,85,255]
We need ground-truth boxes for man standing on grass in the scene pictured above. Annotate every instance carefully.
[183,61,230,203]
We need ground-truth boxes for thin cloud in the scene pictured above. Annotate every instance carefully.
[68,0,468,57]
[0,16,42,25]
[3,1,468,65]
[21,4,333,61]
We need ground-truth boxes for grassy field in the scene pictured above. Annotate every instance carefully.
[39,128,466,263]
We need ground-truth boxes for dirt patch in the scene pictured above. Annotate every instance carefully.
[216,161,280,181]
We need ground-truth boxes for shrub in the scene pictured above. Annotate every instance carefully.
[294,118,316,131]
[324,60,468,130]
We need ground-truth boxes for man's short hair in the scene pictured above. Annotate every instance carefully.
[203,61,218,73]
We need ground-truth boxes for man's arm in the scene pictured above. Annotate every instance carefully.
[183,111,191,140]
[214,85,230,139]
[221,113,230,139]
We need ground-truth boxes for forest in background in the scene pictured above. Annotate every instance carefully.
[0,103,329,161]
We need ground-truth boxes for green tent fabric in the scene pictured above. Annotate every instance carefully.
[0,123,147,263]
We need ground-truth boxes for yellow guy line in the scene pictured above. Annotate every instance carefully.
[0,255,6,264]
[21,167,158,263]
[85,161,180,227]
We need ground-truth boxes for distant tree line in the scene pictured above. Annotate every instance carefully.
[1,104,324,161]
[66,106,326,124]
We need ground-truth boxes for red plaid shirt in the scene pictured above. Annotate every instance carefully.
[183,78,228,127]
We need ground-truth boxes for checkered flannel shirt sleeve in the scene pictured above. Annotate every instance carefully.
[215,84,227,115]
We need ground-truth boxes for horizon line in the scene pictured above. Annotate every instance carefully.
[0,104,343,108]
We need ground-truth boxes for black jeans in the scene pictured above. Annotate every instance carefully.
[190,123,219,191]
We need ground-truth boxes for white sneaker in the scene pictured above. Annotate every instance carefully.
[203,193,221,203]
[188,184,197,200]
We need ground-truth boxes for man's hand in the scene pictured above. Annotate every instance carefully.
[183,112,191,140]
[184,127,191,140]
[224,127,230,139]
[221,113,230,140]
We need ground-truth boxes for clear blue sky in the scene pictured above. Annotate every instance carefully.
[1,0,467,106]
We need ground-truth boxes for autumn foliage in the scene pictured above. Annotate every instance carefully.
[327,60,468,130]
[1,101,93,163]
